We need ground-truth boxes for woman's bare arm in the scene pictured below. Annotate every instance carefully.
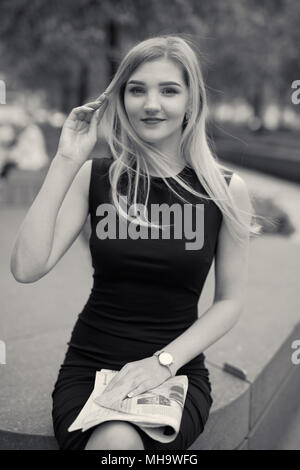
[10,156,87,283]
[10,92,109,283]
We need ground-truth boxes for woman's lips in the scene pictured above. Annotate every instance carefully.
[141,119,166,125]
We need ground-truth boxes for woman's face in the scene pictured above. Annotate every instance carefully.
[124,58,189,148]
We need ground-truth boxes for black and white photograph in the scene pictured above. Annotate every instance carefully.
[1,0,300,454]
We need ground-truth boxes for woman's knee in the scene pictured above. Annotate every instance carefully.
[84,420,145,450]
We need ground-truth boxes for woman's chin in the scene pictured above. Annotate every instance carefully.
[138,134,162,144]
[137,131,170,145]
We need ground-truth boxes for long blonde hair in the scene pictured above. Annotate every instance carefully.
[98,34,261,244]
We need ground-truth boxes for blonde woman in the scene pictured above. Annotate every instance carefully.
[11,35,258,450]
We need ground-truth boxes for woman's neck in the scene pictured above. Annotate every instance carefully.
[145,139,186,177]
[146,159,186,177]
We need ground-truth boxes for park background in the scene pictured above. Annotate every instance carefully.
[0,0,300,450]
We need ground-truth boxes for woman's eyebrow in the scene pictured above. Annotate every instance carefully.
[127,80,182,87]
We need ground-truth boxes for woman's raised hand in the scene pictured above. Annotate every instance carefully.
[56,92,109,167]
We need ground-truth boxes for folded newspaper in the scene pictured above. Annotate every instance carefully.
[68,369,188,443]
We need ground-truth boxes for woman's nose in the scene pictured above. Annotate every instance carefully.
[143,93,161,112]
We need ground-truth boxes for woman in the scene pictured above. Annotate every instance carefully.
[11,35,259,450]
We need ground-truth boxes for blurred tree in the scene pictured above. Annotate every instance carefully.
[190,0,298,130]
[0,0,298,127]
[0,0,195,111]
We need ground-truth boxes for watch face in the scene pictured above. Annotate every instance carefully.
[159,352,173,366]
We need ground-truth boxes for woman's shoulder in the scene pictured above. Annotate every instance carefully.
[223,171,251,210]
[219,166,247,190]
[220,167,235,187]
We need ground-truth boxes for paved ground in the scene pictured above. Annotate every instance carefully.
[274,401,300,450]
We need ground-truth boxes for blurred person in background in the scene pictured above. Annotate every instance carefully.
[8,109,49,171]
[0,124,17,178]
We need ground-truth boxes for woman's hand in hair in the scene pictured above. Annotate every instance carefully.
[56,92,109,167]
[95,356,172,407]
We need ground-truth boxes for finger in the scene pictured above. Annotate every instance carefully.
[68,107,90,121]
[92,95,107,108]
[89,105,104,125]
[70,101,104,120]
[101,375,139,403]
[95,91,109,102]
[103,375,141,398]
[127,381,150,398]
[104,377,119,393]
[96,100,109,122]
[105,372,130,393]
[70,105,100,123]
[88,100,109,128]
[94,108,101,124]
[97,384,131,406]
[84,99,106,109]
[103,376,148,402]
[73,105,96,115]
[104,367,130,392]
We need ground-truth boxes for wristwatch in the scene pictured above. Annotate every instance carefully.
[153,350,175,378]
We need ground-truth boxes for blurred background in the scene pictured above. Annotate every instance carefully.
[1,0,300,232]
[1,0,300,450]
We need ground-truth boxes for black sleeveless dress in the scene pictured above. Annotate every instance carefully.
[51,157,233,450]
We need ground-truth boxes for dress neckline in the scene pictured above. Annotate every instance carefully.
[145,165,192,181]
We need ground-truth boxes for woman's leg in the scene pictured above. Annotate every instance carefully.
[84,420,145,450]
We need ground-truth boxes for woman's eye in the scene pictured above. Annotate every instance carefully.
[129,87,144,94]
[162,88,177,95]
[128,87,178,95]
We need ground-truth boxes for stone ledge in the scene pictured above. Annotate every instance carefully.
[1,323,299,450]
[0,360,250,450]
